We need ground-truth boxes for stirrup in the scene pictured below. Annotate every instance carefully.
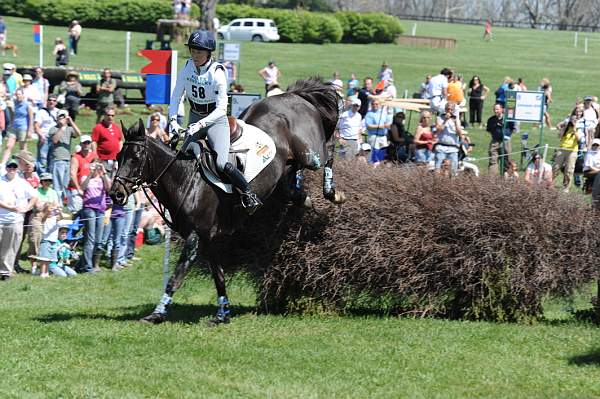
[240,192,262,215]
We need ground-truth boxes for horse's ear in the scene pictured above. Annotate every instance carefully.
[138,118,145,135]
[120,120,127,138]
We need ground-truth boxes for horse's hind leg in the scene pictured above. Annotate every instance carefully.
[323,140,346,204]
[140,231,200,324]
[207,262,231,326]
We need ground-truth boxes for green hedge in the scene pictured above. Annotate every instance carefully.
[334,11,404,43]
[2,0,199,33]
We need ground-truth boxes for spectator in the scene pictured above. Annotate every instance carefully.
[486,103,515,175]
[145,106,167,132]
[365,99,392,167]
[28,172,60,275]
[0,16,6,51]
[50,110,81,203]
[427,68,452,115]
[68,135,97,214]
[146,112,169,143]
[388,111,412,162]
[33,93,59,174]
[584,138,600,195]
[329,71,343,94]
[347,73,360,97]
[494,77,512,107]
[434,102,464,174]
[553,112,584,192]
[258,60,281,95]
[107,198,128,271]
[517,78,527,91]
[483,19,492,41]
[467,75,489,129]
[96,68,117,123]
[13,150,39,273]
[36,191,63,279]
[32,67,50,108]
[58,70,83,121]
[504,160,519,181]
[266,83,284,97]
[123,192,145,263]
[357,77,374,118]
[81,162,110,273]
[0,158,37,280]
[378,61,393,82]
[3,63,22,95]
[91,106,123,176]
[335,97,363,159]
[21,74,42,110]
[0,76,7,135]
[1,88,33,166]
[447,73,467,127]
[53,37,68,67]
[419,75,431,99]
[383,79,397,100]
[539,78,553,129]
[414,110,436,165]
[222,60,237,86]
[67,20,82,56]
[524,152,553,188]
[582,96,598,149]
[49,221,77,277]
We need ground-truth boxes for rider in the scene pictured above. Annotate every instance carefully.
[168,29,262,214]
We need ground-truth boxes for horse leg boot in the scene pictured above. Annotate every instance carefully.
[140,231,201,324]
[223,162,262,215]
[208,262,230,326]
[323,141,346,204]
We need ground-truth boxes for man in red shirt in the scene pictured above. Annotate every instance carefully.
[91,106,122,177]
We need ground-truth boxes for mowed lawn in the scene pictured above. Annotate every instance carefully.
[2,15,600,398]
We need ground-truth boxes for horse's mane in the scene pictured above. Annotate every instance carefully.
[286,76,340,141]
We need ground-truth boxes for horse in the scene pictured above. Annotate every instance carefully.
[109,77,345,325]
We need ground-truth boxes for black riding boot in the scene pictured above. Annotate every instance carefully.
[223,162,262,215]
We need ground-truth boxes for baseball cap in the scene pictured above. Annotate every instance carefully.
[584,96,594,101]
[5,159,18,168]
[57,109,69,119]
[14,150,34,165]
[3,62,15,70]
[39,172,53,181]
[592,138,600,146]
[350,97,361,107]
[23,74,33,81]
[80,134,92,143]
[48,93,58,100]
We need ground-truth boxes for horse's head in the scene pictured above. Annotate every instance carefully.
[109,119,148,206]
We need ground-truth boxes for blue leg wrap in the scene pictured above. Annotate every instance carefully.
[217,296,230,321]
[154,293,173,316]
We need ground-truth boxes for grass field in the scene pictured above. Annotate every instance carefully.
[2,15,600,398]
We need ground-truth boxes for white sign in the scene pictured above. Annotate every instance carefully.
[231,93,261,118]
[511,91,544,122]
[223,43,240,62]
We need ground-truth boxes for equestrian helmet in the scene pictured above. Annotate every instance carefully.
[186,29,216,52]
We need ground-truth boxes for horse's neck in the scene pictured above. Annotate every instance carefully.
[145,141,188,212]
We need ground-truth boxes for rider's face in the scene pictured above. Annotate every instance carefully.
[190,48,210,67]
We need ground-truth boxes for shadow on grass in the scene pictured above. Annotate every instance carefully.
[541,308,600,327]
[569,349,600,367]
[35,303,255,325]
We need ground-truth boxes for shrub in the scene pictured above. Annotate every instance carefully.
[23,0,199,33]
[333,11,404,43]
[0,0,28,17]
[232,163,599,322]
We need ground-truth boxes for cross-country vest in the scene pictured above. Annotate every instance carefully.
[185,60,225,116]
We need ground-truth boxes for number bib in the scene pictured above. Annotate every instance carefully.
[183,60,224,106]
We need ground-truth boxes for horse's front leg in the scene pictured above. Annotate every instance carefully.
[323,140,346,204]
[140,231,200,324]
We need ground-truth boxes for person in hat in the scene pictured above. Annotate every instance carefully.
[0,158,38,280]
[3,62,21,95]
[335,96,364,159]
[68,20,82,56]
[378,61,393,83]
[48,220,78,277]
[49,109,81,203]
[34,174,63,278]
[582,96,598,149]
[258,60,281,96]
[168,29,262,214]
[21,73,43,110]
[67,134,97,214]
[53,37,68,67]
[58,70,83,121]
[1,88,33,166]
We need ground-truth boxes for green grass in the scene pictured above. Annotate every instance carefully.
[2,15,600,397]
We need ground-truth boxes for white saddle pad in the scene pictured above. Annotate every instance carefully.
[201,120,276,194]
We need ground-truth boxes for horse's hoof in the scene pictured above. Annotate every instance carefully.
[334,191,346,204]
[302,195,312,209]
[207,316,230,327]
[139,313,166,324]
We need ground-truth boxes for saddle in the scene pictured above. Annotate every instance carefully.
[195,117,277,194]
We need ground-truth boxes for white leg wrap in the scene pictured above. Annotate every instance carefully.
[154,293,173,315]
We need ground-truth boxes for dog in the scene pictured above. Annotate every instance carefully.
[1,43,19,57]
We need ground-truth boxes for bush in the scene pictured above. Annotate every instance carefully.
[240,163,599,322]
[22,0,199,33]
[333,11,404,43]
[0,0,28,17]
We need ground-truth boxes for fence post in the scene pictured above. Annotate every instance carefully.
[585,37,588,54]
[411,23,417,36]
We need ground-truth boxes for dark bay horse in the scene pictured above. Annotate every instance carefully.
[110,77,344,324]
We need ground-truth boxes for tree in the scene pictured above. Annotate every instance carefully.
[197,0,219,31]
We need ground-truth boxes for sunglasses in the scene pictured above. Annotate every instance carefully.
[106,114,116,117]
[48,99,57,102]
[6,165,18,169]
[151,118,160,121]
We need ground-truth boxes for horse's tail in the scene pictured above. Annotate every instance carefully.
[286,76,340,141]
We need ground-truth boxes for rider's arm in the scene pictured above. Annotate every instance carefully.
[199,68,228,127]
[168,64,187,119]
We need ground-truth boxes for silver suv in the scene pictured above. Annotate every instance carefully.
[217,18,280,42]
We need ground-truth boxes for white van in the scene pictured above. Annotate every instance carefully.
[217,18,280,42]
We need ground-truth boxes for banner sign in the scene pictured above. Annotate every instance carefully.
[505,91,545,122]
[230,93,261,117]
[78,71,101,84]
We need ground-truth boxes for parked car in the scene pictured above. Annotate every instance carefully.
[217,18,280,42]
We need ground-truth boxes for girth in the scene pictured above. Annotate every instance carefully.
[189,100,216,114]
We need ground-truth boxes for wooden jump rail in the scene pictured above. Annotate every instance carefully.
[395,35,457,49]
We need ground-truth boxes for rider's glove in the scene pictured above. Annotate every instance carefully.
[169,117,182,137]
[188,120,206,135]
